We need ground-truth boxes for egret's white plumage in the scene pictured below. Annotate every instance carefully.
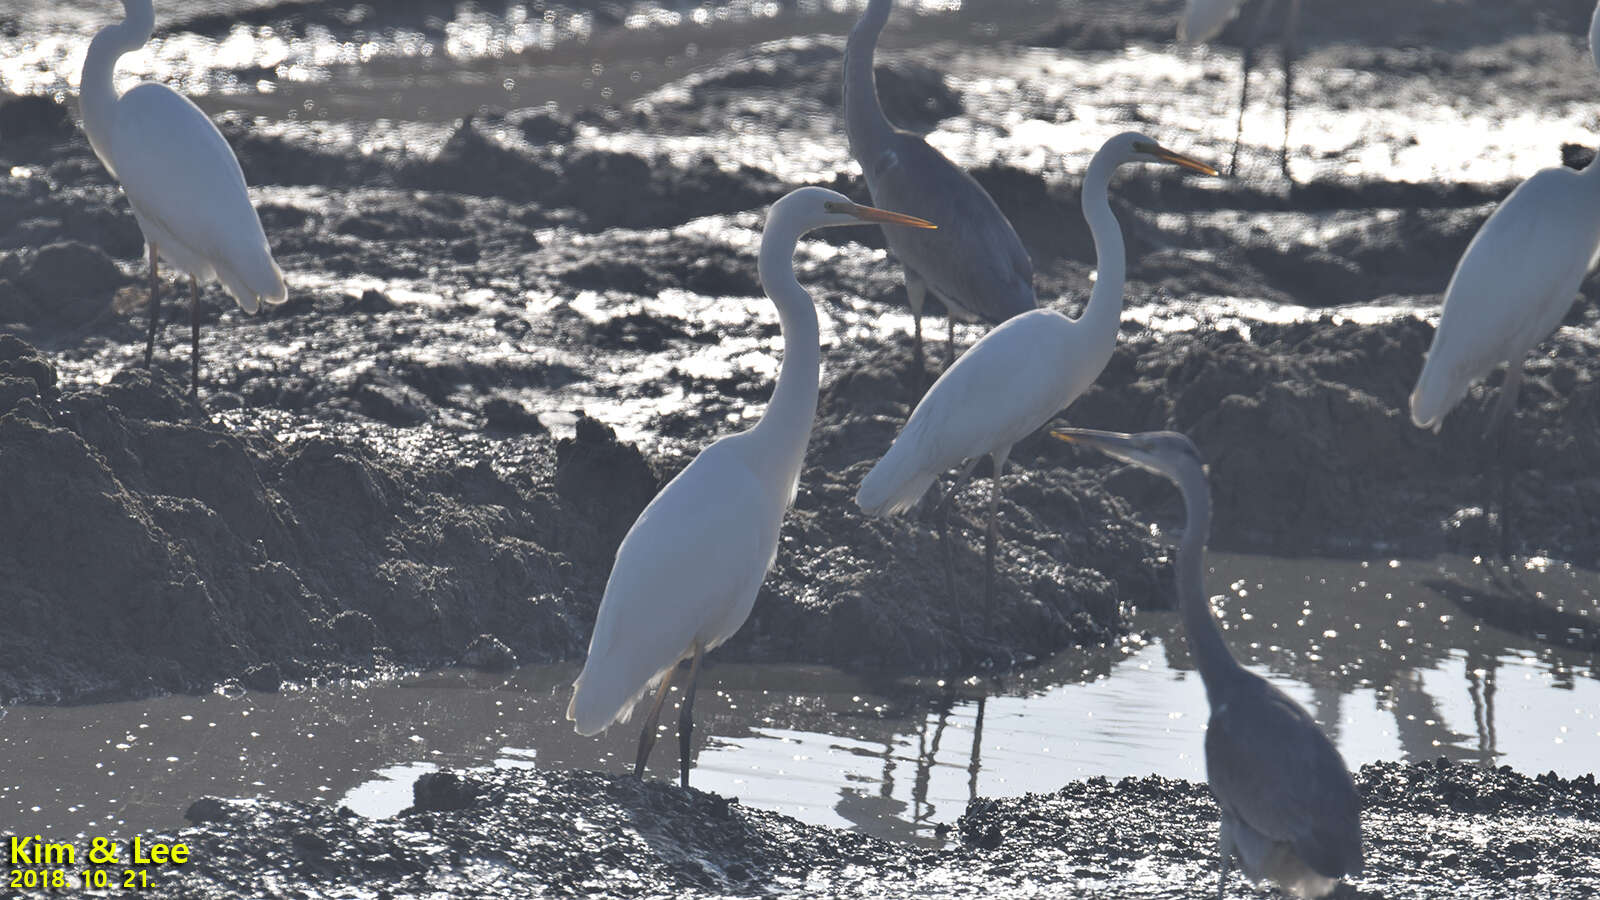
[1180,0,1247,43]
[856,133,1216,603]
[80,0,285,393]
[567,187,934,786]
[1410,0,1600,432]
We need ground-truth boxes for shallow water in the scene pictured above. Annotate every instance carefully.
[9,0,1596,185]
[3,551,1594,846]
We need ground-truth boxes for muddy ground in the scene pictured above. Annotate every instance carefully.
[2,0,1600,895]
[4,0,1600,706]
[121,759,1599,898]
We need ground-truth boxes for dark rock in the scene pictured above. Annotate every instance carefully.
[482,397,545,433]
[457,633,518,672]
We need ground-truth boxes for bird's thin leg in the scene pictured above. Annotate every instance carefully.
[632,664,678,779]
[1231,0,1279,176]
[906,270,928,387]
[982,447,1012,624]
[1484,366,1523,562]
[677,642,705,789]
[945,315,957,370]
[932,457,984,607]
[144,243,160,368]
[928,455,984,522]
[1279,0,1302,180]
[1216,819,1237,900]
[189,277,201,403]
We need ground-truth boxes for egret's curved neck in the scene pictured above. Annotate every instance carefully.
[751,216,823,496]
[81,1,155,154]
[1172,464,1242,702]
[1075,148,1128,350]
[844,0,895,160]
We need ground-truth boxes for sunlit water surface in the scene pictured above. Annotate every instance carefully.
[2,552,1595,846]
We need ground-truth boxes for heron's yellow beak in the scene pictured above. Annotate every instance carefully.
[1149,145,1219,177]
[827,201,937,229]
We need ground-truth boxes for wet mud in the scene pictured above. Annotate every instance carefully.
[139,759,1600,898]
[1,0,1598,720]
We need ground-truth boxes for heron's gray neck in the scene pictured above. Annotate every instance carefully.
[1074,148,1128,356]
[1173,464,1242,701]
[80,3,154,159]
[751,221,822,499]
[844,0,895,162]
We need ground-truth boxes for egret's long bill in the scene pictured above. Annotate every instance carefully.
[1135,142,1221,177]
[824,201,938,229]
[1051,427,1143,461]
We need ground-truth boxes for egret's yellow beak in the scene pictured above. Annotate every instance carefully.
[1144,144,1220,177]
[826,201,937,229]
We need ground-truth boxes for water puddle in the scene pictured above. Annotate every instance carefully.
[3,552,1595,846]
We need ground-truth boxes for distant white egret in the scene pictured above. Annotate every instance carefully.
[1052,427,1364,899]
[80,0,287,398]
[845,0,1036,377]
[1410,0,1600,434]
[856,132,1216,609]
[567,187,935,787]
[1179,0,1303,177]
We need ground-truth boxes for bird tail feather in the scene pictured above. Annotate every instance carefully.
[566,652,663,737]
[856,447,937,517]
[215,234,287,315]
[1408,356,1459,433]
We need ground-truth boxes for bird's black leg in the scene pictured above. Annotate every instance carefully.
[633,665,678,779]
[189,277,201,404]
[982,448,1011,626]
[1231,0,1279,176]
[144,243,160,368]
[677,642,704,789]
[945,315,958,370]
[1280,0,1302,180]
[931,457,982,607]
[1486,367,1523,562]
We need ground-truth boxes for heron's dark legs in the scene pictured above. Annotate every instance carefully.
[932,456,983,605]
[632,665,678,779]
[144,243,160,368]
[906,269,928,385]
[189,277,201,403]
[982,447,1012,623]
[676,642,704,789]
[1486,367,1523,561]
[1231,0,1280,176]
[966,694,986,802]
[1280,0,1302,179]
[1216,819,1237,900]
[945,315,957,370]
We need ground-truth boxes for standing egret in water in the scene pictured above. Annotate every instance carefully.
[1411,0,1600,434]
[567,188,934,788]
[856,133,1216,611]
[844,0,1035,378]
[1052,428,1364,899]
[1179,0,1302,177]
[80,0,287,399]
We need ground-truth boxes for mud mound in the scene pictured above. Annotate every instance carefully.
[0,336,596,702]
[143,759,1600,898]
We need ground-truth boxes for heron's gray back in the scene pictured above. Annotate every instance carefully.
[862,132,1035,323]
[1205,672,1364,880]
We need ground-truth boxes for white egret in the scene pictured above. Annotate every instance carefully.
[1052,427,1364,899]
[1410,0,1600,435]
[1179,0,1302,177]
[567,188,935,787]
[80,0,287,399]
[855,133,1216,610]
[844,0,1036,378]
